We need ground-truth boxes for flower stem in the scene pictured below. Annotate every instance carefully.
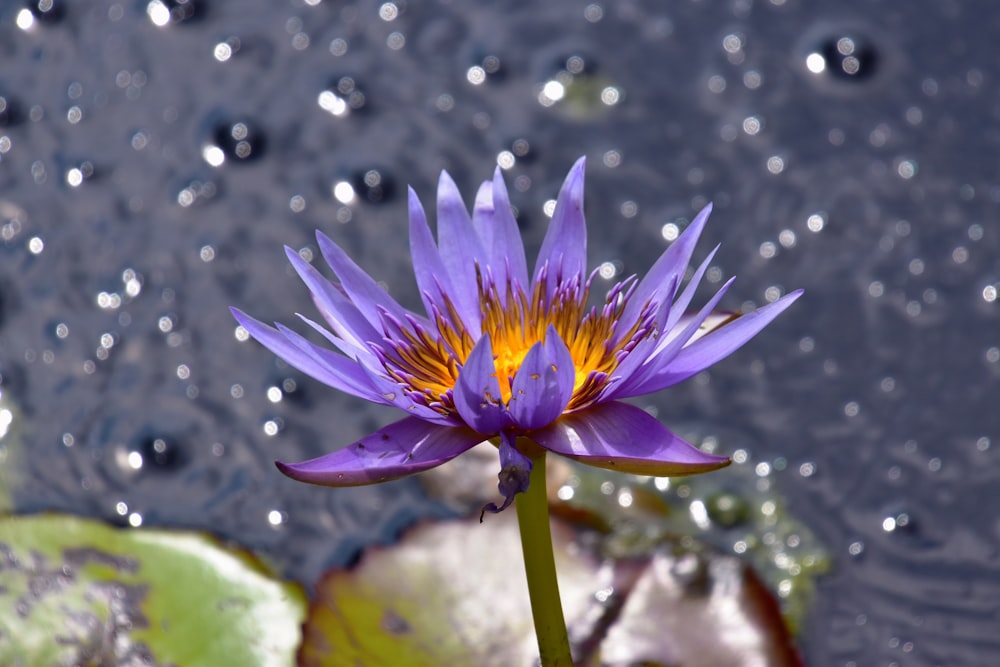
[515,452,573,666]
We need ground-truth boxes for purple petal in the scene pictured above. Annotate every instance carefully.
[662,244,720,334]
[231,308,377,401]
[602,275,679,391]
[619,203,713,334]
[533,157,587,291]
[356,362,461,427]
[407,187,459,322]
[660,277,736,356]
[481,431,533,518]
[276,417,484,486]
[544,324,578,402]
[470,180,507,294]
[629,289,804,394]
[296,313,376,366]
[609,277,736,399]
[273,322,383,400]
[531,401,730,476]
[489,167,530,290]
[471,180,496,250]
[436,170,487,332]
[671,311,741,345]
[508,325,576,430]
[283,246,380,351]
[316,231,414,331]
[453,334,508,434]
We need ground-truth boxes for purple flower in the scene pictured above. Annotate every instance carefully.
[231,158,802,513]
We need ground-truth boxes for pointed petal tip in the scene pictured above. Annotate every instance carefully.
[437,168,460,193]
[274,459,296,477]
[565,156,587,189]
[490,166,512,202]
[474,179,493,210]
[554,156,587,205]
[229,306,264,331]
[407,185,421,207]
[274,458,348,486]
[314,229,337,255]
[283,244,303,265]
[230,307,261,333]
[275,457,338,486]
[684,201,714,238]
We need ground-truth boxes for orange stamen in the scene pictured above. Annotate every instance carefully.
[381,272,653,417]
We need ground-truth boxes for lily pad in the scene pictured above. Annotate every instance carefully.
[421,438,830,635]
[299,511,597,667]
[596,550,801,666]
[0,513,306,667]
[300,511,801,666]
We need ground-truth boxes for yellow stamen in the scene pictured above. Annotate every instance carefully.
[382,274,651,417]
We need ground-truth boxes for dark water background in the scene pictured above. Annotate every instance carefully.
[1,1,997,665]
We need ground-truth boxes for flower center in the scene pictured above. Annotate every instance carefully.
[382,272,654,417]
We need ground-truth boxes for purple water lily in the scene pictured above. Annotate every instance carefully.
[232,157,801,514]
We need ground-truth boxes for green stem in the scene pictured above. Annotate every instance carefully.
[515,452,573,667]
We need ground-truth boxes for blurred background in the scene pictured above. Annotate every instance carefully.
[0,0,997,665]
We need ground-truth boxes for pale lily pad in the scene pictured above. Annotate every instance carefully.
[596,550,801,666]
[299,510,597,667]
[300,512,801,666]
[0,514,306,667]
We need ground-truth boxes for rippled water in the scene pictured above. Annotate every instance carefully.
[0,1,997,665]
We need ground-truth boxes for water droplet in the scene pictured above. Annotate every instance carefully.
[467,52,505,84]
[881,509,916,535]
[175,177,219,207]
[138,436,184,471]
[351,167,395,204]
[22,0,65,24]
[318,76,368,117]
[809,33,878,81]
[146,0,199,27]
[203,117,266,166]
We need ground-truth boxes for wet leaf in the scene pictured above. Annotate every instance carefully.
[421,438,830,635]
[595,550,802,667]
[300,511,597,667]
[0,514,306,667]
[301,512,802,667]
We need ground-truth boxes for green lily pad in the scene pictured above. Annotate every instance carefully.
[300,511,801,666]
[0,514,306,667]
